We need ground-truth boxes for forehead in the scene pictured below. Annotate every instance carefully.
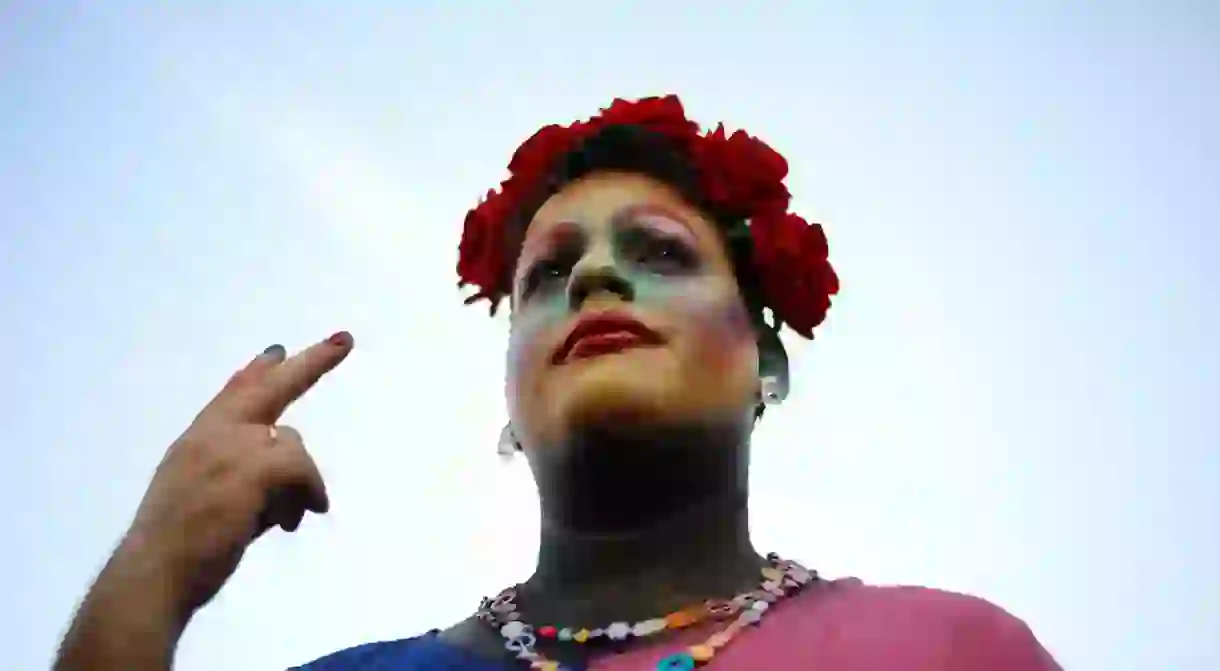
[523,171,720,249]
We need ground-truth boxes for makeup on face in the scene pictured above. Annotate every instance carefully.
[515,204,705,302]
[613,204,699,244]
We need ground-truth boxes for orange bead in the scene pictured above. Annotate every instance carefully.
[706,631,734,648]
[689,644,716,663]
[665,609,699,629]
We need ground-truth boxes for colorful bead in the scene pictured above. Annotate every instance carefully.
[786,562,814,584]
[633,618,668,636]
[481,553,816,671]
[689,644,716,662]
[606,622,632,640]
[665,609,699,629]
[656,652,696,670]
[706,599,737,618]
[724,618,749,635]
[491,590,517,614]
[500,621,528,639]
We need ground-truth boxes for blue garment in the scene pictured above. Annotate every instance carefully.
[294,632,511,671]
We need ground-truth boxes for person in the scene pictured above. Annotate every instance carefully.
[55,96,1061,671]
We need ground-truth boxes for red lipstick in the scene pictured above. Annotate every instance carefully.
[552,311,665,364]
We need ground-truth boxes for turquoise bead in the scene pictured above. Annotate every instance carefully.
[656,652,696,670]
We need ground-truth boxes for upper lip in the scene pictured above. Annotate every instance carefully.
[552,310,665,364]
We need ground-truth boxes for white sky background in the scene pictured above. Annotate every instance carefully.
[2,3,1218,669]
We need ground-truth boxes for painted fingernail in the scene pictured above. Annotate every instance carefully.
[326,331,352,347]
[262,344,286,359]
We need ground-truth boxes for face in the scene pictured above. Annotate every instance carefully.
[506,171,759,450]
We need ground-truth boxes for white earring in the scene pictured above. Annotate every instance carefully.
[760,375,784,407]
[497,424,518,459]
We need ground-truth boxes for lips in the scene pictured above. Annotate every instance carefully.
[552,311,665,364]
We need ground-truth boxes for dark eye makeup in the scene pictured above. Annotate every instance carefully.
[618,225,700,273]
[517,211,705,300]
[522,250,578,297]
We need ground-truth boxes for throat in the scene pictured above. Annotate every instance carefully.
[522,421,763,626]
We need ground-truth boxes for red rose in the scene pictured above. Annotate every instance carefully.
[457,186,515,302]
[508,124,578,179]
[457,197,496,289]
[593,95,700,144]
[750,214,836,337]
[697,125,790,218]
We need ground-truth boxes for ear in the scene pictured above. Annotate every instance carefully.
[755,325,790,416]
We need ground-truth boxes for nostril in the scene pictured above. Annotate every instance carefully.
[567,267,634,309]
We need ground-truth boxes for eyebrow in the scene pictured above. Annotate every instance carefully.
[610,203,696,235]
[515,222,584,285]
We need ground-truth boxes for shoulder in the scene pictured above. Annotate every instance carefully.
[805,579,1061,669]
[823,579,1020,620]
[290,630,489,671]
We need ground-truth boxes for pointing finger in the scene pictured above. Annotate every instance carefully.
[202,344,287,419]
[246,331,354,423]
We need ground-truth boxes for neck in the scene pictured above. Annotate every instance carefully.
[522,419,764,625]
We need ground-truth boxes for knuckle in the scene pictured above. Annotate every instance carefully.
[275,424,304,444]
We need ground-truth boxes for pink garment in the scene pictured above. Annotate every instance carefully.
[587,579,1060,670]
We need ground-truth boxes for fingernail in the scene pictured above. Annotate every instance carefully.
[262,344,286,359]
[326,331,352,347]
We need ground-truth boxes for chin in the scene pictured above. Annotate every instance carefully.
[547,349,680,432]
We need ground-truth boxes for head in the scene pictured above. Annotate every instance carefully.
[502,125,790,457]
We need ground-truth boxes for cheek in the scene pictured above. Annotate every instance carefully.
[506,295,569,390]
[690,299,756,370]
[635,277,755,367]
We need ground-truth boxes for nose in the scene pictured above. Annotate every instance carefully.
[566,257,635,310]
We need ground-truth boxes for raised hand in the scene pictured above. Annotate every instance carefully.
[123,332,354,621]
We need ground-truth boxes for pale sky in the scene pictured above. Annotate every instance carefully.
[2,3,1218,670]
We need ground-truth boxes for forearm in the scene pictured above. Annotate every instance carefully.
[55,542,186,671]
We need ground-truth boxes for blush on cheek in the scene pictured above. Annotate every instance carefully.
[687,297,756,371]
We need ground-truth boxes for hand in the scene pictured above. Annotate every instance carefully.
[122,332,354,623]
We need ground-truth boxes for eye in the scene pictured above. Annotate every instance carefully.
[522,258,570,296]
[630,234,698,272]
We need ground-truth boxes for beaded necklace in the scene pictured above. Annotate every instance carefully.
[477,553,817,670]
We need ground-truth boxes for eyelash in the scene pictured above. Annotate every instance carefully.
[630,235,697,270]
[524,259,569,295]
[522,242,586,297]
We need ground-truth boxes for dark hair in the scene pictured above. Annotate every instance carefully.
[505,124,788,418]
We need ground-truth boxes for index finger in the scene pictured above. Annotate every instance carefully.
[246,331,354,423]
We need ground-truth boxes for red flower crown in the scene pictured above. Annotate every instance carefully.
[457,95,839,338]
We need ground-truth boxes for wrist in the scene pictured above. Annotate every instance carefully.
[55,537,186,671]
[106,529,193,634]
